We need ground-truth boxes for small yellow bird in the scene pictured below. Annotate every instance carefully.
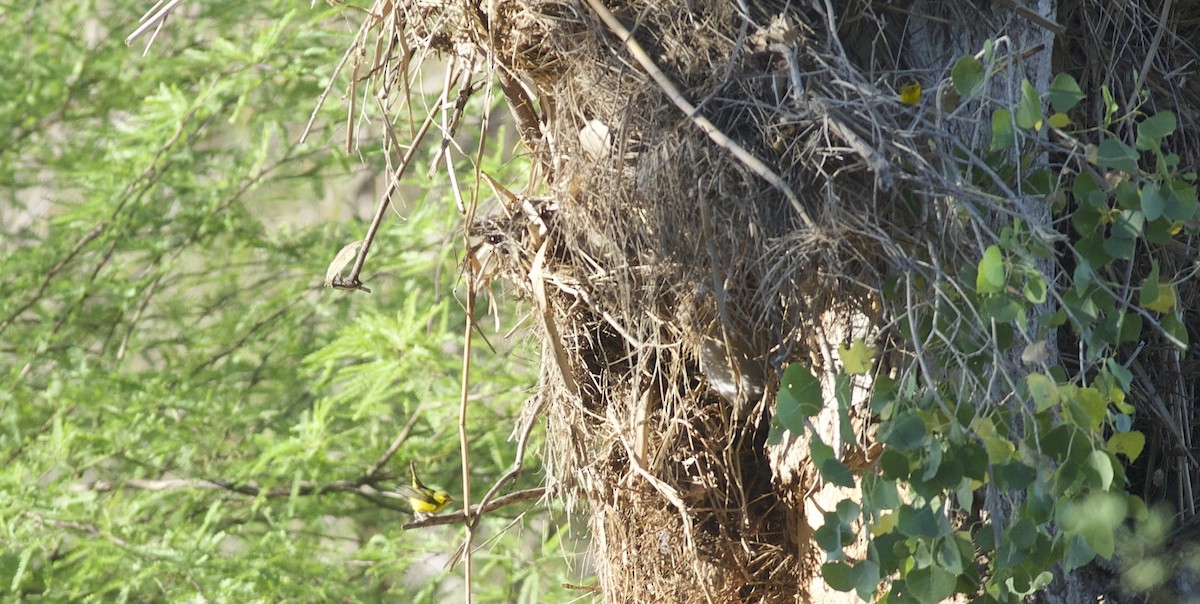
[899,81,922,106]
[393,461,452,518]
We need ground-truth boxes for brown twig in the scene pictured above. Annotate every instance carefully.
[329,105,437,293]
[457,249,478,603]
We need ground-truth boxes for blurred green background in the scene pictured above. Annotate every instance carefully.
[0,2,587,601]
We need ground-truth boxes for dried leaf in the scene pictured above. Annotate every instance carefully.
[325,240,362,287]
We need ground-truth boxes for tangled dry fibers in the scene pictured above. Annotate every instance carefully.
[329,0,1200,600]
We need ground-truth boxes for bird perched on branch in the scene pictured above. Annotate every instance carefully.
[393,461,452,519]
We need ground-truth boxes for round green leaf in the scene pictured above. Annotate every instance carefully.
[991,109,1015,150]
[994,461,1036,490]
[880,449,911,480]
[1163,180,1198,221]
[1023,273,1047,304]
[935,537,964,575]
[1049,72,1085,113]
[897,504,944,539]
[1027,373,1060,411]
[1015,79,1042,130]
[905,565,957,604]
[838,338,877,375]
[1107,431,1145,462]
[1093,138,1139,173]
[853,559,881,601]
[951,55,985,99]
[1102,235,1135,260]
[883,412,927,452]
[1110,209,1145,239]
[976,245,1005,293]
[1141,184,1166,220]
[1048,112,1071,129]
[1136,111,1177,151]
[822,561,856,592]
[777,363,822,431]
[1064,534,1097,572]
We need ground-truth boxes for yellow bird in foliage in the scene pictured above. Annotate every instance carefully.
[899,81,922,106]
[393,461,452,518]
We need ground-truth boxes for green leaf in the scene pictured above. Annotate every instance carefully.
[897,504,944,539]
[1163,312,1191,348]
[880,449,911,480]
[883,412,927,452]
[1136,111,1177,151]
[1045,424,1090,466]
[1084,450,1115,490]
[1141,184,1166,220]
[822,561,856,592]
[874,512,900,538]
[1025,168,1057,195]
[951,55,985,99]
[1049,72,1085,113]
[976,245,1005,293]
[1072,259,1094,296]
[920,441,944,482]
[1118,312,1143,344]
[868,475,902,509]
[1102,235,1135,260]
[777,363,822,430]
[981,294,1021,323]
[815,511,851,553]
[811,439,856,487]
[957,441,990,481]
[853,559,882,601]
[1073,171,1107,208]
[976,419,1015,464]
[905,565,957,604]
[1027,373,1059,411]
[994,461,1036,490]
[935,536,964,575]
[1139,261,1161,306]
[1093,138,1139,173]
[1147,282,1176,312]
[1064,534,1097,572]
[1101,84,1119,125]
[1163,180,1198,221]
[1073,386,1108,430]
[1144,216,1174,245]
[1058,493,1128,559]
[870,374,898,414]
[1015,78,1042,130]
[1114,180,1140,209]
[1110,209,1145,239]
[838,339,877,375]
[1106,359,1133,390]
[1107,431,1145,461]
[1023,273,1047,304]
[1007,569,1055,597]
[837,499,862,524]
[991,109,1015,151]
[1047,112,1071,129]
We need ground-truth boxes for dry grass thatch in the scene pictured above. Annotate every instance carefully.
[318,0,1200,600]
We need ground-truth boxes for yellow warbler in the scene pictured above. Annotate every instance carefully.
[899,81,921,106]
[393,461,452,517]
